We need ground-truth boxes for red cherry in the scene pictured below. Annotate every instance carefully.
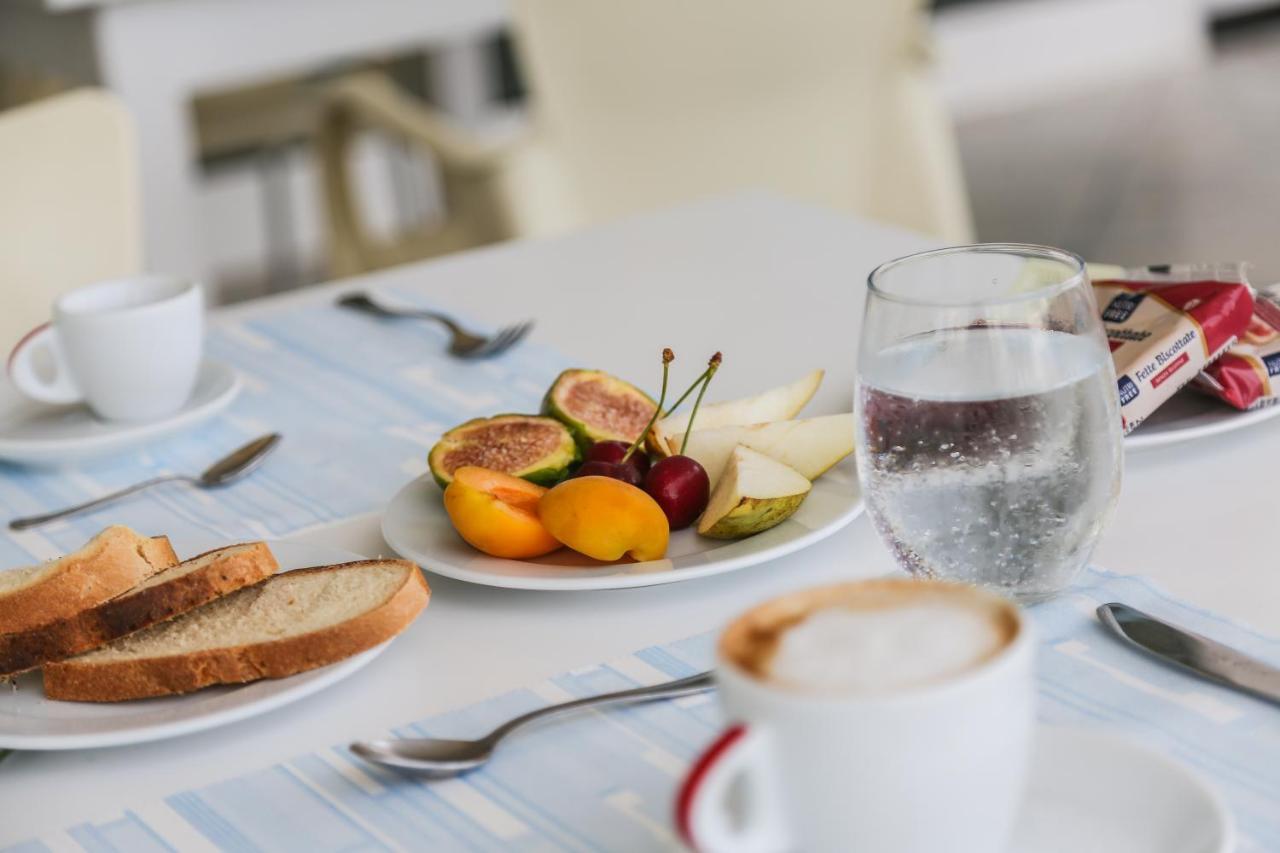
[584,440,651,479]
[644,455,710,529]
[572,459,643,487]
[584,439,630,464]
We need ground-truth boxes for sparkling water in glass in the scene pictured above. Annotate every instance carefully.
[855,245,1123,603]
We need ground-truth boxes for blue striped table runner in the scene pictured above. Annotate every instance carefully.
[0,292,572,566]
[8,567,1278,852]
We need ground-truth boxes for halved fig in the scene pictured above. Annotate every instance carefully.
[428,414,579,489]
[542,369,656,449]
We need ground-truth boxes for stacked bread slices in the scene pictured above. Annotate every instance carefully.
[0,526,429,702]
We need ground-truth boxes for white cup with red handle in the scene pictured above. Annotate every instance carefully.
[676,579,1036,853]
[7,275,203,422]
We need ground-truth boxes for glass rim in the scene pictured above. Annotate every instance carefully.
[866,243,1087,309]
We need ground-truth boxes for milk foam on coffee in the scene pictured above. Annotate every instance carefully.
[767,602,1007,694]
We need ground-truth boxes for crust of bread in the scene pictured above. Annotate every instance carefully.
[0,542,277,676]
[43,560,430,702]
[0,528,180,634]
[141,536,179,569]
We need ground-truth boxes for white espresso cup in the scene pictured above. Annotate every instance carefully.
[7,276,203,421]
[678,578,1035,853]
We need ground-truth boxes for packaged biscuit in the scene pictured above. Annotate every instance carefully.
[1194,282,1280,410]
[1092,263,1254,434]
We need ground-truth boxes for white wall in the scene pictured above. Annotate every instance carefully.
[934,0,1211,118]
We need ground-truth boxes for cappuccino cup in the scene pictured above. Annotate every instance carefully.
[678,578,1034,853]
[7,276,203,422]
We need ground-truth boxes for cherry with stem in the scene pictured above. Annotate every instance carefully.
[645,352,720,529]
[579,440,650,480]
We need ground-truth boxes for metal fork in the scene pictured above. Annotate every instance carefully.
[337,292,532,359]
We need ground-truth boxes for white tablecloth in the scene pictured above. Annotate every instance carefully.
[1,193,1277,844]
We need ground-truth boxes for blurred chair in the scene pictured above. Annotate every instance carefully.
[318,0,973,277]
[194,79,323,293]
[0,89,141,349]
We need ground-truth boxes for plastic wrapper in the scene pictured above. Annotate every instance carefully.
[1091,263,1254,434]
[1194,282,1280,410]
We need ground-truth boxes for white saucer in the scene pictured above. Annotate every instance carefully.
[0,542,393,750]
[0,360,240,466]
[382,456,864,591]
[1011,727,1232,853]
[1126,390,1280,452]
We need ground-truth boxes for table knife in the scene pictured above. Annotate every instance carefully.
[1097,602,1280,707]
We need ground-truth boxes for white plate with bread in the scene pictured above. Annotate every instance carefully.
[0,530,429,750]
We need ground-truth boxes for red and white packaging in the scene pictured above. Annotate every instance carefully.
[1093,263,1254,434]
[1194,282,1280,410]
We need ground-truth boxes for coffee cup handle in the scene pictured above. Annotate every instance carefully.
[676,725,791,853]
[7,324,82,404]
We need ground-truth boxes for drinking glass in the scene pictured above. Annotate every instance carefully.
[855,244,1123,602]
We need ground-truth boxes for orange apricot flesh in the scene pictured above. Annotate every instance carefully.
[443,467,562,559]
[538,476,670,562]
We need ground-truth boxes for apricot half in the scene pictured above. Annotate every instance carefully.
[538,476,670,562]
[443,467,562,559]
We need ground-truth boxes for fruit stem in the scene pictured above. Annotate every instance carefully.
[623,348,673,462]
[679,352,722,455]
[663,351,723,417]
[662,371,707,417]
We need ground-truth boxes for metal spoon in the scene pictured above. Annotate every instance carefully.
[9,433,281,531]
[351,670,715,778]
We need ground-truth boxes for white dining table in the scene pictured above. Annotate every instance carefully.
[1,191,1277,844]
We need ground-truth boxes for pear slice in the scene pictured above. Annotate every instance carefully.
[698,446,812,539]
[650,370,823,456]
[671,413,854,486]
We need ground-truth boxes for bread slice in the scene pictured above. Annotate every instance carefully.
[43,559,430,702]
[0,527,179,634]
[0,542,278,676]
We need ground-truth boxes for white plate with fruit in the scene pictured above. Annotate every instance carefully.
[382,355,864,591]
